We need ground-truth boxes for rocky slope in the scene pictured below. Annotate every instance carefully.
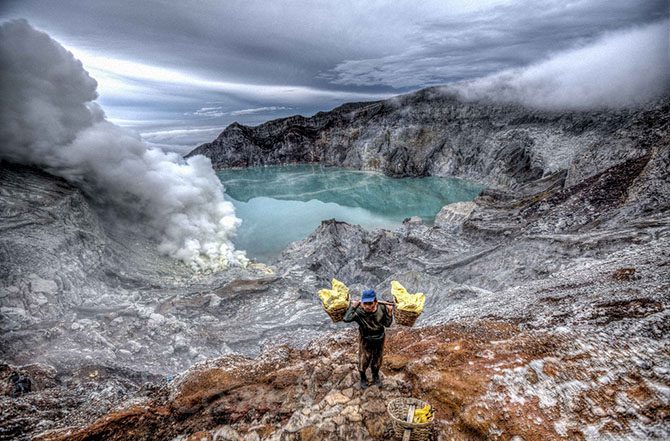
[2,91,669,440]
[0,163,258,373]
[29,321,670,441]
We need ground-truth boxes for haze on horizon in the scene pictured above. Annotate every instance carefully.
[2,0,668,154]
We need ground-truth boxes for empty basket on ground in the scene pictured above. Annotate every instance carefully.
[387,397,435,441]
[318,278,350,323]
[391,280,425,327]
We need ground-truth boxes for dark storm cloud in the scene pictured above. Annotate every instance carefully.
[0,0,393,88]
[12,0,664,91]
[324,0,669,87]
[2,0,667,149]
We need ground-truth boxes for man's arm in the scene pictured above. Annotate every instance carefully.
[381,303,393,327]
[343,299,360,323]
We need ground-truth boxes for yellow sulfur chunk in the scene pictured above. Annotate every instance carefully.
[318,278,350,311]
[412,404,434,423]
[391,280,425,313]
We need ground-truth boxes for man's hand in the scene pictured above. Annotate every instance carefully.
[351,299,361,308]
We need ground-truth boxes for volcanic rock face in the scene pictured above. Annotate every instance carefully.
[187,88,657,188]
[2,92,669,440]
[0,163,338,376]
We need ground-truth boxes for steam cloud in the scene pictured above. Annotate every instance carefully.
[0,20,246,270]
[454,20,670,109]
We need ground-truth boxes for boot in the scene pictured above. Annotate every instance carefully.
[359,371,369,389]
[372,370,382,387]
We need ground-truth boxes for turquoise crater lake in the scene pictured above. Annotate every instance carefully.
[218,165,483,262]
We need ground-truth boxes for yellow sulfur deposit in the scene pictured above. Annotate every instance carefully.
[391,281,425,313]
[318,278,350,311]
[412,404,434,423]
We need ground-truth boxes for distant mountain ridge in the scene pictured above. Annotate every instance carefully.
[187,87,668,188]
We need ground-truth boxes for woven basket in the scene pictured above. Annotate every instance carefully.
[324,305,347,323]
[387,397,434,441]
[395,309,420,327]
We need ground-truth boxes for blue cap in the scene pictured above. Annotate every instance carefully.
[361,289,376,302]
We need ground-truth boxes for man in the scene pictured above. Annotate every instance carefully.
[343,288,393,389]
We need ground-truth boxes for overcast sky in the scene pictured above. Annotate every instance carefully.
[2,0,667,153]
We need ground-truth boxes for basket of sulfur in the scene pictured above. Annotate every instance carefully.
[391,281,425,327]
[387,397,435,441]
[318,278,350,323]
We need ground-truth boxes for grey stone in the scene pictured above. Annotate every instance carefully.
[284,411,310,432]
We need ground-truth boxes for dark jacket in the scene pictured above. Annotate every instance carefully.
[343,303,393,339]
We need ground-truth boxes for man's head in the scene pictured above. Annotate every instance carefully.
[361,289,377,312]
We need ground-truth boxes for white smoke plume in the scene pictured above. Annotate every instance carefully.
[454,20,670,109]
[0,20,246,271]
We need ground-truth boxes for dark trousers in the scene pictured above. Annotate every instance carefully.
[359,334,385,376]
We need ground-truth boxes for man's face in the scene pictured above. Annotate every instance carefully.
[362,300,377,313]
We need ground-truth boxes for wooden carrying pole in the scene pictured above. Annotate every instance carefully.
[403,404,416,441]
[353,300,394,306]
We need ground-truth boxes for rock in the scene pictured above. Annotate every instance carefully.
[340,372,356,389]
[148,313,166,327]
[29,276,58,295]
[324,391,349,406]
[245,432,262,441]
[343,405,362,422]
[314,364,332,382]
[284,411,310,432]
[364,400,386,414]
[30,292,49,307]
[364,418,387,438]
[173,335,189,353]
[186,431,213,441]
[211,426,240,441]
[127,340,142,354]
[593,407,606,417]
[320,404,345,419]
[435,201,476,229]
[319,421,336,433]
[298,426,316,441]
